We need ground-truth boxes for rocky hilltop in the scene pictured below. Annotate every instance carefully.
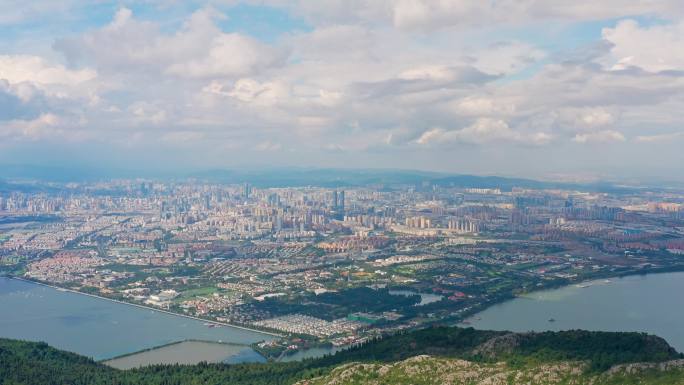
[297,355,684,385]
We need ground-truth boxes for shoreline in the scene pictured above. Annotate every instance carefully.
[457,268,684,327]
[6,267,684,364]
[100,338,256,363]
[7,276,283,338]
[455,266,684,325]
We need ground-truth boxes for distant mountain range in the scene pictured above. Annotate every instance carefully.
[0,164,643,193]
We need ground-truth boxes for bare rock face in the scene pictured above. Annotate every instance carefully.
[296,330,684,385]
[296,354,684,385]
[606,359,684,375]
[295,355,588,385]
[470,332,525,357]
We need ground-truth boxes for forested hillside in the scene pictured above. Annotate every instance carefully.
[1,327,683,385]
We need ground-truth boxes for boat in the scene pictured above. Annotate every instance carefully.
[575,283,592,288]
[548,318,556,322]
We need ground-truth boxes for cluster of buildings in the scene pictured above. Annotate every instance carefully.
[253,314,363,338]
[3,178,684,349]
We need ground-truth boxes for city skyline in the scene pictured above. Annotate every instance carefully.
[1,1,684,181]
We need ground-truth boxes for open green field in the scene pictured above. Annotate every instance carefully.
[177,286,220,300]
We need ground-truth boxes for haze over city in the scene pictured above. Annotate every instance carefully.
[1,1,684,181]
[4,2,684,385]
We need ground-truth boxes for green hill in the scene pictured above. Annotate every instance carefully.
[1,327,683,385]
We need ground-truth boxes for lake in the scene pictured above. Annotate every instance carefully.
[103,340,266,369]
[6,272,684,364]
[388,290,443,305]
[461,272,684,352]
[0,277,274,360]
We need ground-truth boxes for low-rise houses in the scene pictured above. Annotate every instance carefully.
[253,314,363,338]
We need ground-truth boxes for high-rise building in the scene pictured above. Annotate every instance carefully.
[332,190,338,208]
[339,190,345,211]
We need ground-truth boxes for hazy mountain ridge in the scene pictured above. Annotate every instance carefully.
[0,165,642,193]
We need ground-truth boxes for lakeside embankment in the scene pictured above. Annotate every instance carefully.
[101,339,266,369]
[10,276,282,338]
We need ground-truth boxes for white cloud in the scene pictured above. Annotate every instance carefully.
[527,132,553,145]
[452,96,517,116]
[128,102,167,124]
[255,141,282,151]
[55,7,285,79]
[602,19,684,72]
[0,55,96,85]
[0,113,75,141]
[416,118,550,145]
[399,65,460,81]
[572,130,626,144]
[166,34,285,78]
[4,4,684,178]
[467,41,545,76]
[634,131,684,143]
[205,78,290,105]
[553,107,617,131]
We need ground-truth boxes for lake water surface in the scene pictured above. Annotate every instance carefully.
[388,290,443,305]
[461,272,684,352]
[103,340,266,369]
[5,272,684,363]
[0,277,274,360]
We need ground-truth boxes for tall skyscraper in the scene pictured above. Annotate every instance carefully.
[339,190,345,211]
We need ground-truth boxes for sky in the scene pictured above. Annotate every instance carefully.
[1,1,684,182]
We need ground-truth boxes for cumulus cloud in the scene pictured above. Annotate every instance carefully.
[602,19,684,72]
[165,34,286,78]
[0,55,95,85]
[416,118,550,146]
[54,7,286,79]
[2,2,684,178]
[552,107,617,132]
[205,78,290,105]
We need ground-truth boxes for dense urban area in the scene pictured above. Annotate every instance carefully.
[2,177,684,358]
